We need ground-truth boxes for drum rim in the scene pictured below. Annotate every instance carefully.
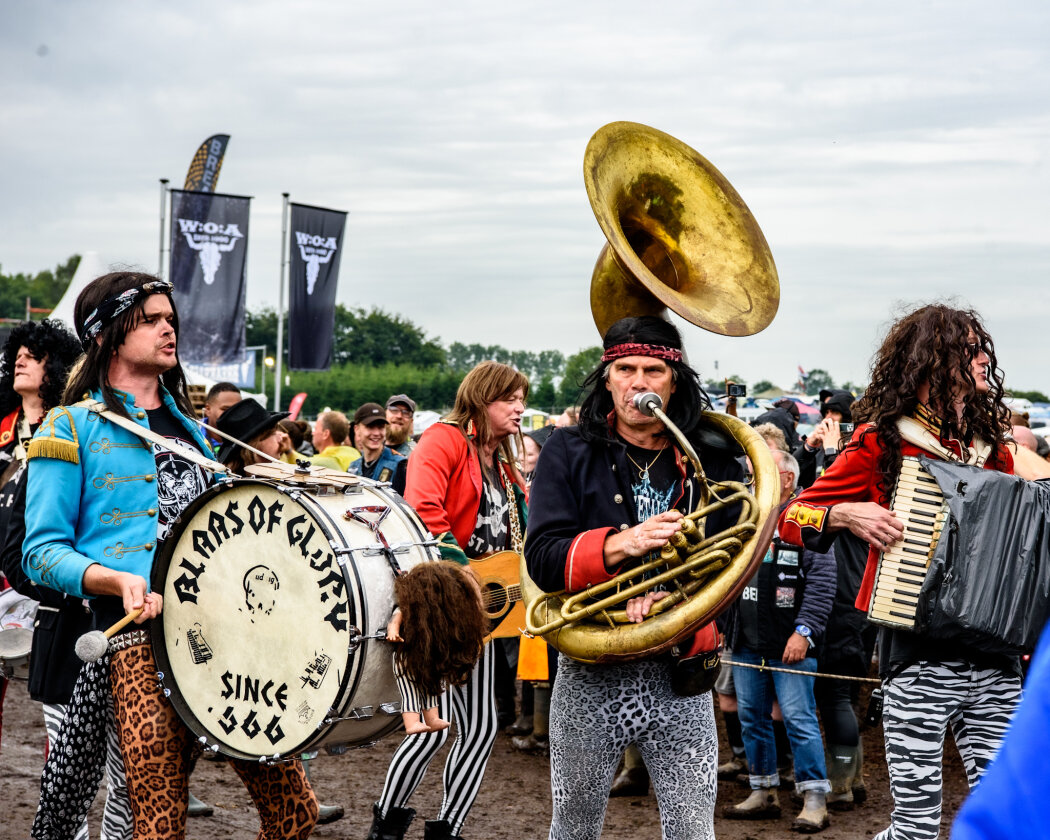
[152,477,362,761]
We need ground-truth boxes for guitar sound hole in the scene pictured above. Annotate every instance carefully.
[483,583,508,616]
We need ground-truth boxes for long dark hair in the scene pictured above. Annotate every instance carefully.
[0,320,82,418]
[64,271,194,419]
[576,316,712,443]
[852,303,1009,502]
[393,562,488,697]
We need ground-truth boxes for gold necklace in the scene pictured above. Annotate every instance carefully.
[625,445,666,481]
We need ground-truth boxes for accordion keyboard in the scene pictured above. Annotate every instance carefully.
[868,456,948,630]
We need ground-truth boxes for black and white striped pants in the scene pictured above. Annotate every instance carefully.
[393,657,439,715]
[875,660,1021,840]
[376,644,497,834]
[42,698,133,840]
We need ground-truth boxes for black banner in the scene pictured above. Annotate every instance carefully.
[169,189,250,364]
[288,203,348,370]
[184,134,230,192]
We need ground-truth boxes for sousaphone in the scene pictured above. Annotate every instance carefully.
[519,121,781,664]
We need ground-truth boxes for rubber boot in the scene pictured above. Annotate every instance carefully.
[723,787,781,819]
[792,790,830,833]
[302,756,344,824]
[826,745,857,811]
[511,682,550,753]
[423,818,462,839]
[366,802,417,840]
[852,739,868,805]
[610,744,650,797]
[187,792,213,818]
[718,710,748,781]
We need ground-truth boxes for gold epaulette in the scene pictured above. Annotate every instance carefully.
[26,407,80,464]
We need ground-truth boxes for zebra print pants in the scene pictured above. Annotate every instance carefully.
[42,699,133,840]
[376,644,497,834]
[875,660,1021,840]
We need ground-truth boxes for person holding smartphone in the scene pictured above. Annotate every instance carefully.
[794,389,855,489]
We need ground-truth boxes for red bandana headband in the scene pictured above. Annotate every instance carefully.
[600,342,683,364]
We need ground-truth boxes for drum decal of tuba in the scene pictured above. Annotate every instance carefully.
[519,121,782,664]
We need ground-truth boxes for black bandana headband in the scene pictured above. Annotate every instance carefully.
[79,280,174,349]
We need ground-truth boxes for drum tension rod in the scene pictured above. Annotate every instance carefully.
[347,625,388,654]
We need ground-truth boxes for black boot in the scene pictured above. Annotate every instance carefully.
[365,803,416,840]
[423,818,462,839]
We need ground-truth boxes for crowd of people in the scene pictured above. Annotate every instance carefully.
[1,273,1049,840]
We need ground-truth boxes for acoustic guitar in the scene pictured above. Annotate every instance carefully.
[468,550,525,640]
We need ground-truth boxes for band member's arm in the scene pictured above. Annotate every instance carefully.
[525,431,619,593]
[779,426,901,552]
[405,425,467,564]
[22,409,98,599]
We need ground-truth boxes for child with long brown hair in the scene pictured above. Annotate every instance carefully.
[386,561,489,734]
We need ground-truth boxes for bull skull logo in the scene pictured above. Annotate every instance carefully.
[294,232,339,295]
[177,219,244,285]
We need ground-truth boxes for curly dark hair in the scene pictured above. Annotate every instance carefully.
[64,271,194,419]
[576,316,712,443]
[0,320,83,418]
[852,303,1009,502]
[392,562,488,698]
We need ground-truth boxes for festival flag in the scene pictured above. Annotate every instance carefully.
[183,134,230,192]
[169,189,251,364]
[288,203,348,370]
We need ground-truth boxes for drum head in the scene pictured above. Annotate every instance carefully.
[153,480,358,760]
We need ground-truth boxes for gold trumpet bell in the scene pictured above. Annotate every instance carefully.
[586,121,779,338]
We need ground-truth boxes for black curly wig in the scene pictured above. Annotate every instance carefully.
[0,320,83,418]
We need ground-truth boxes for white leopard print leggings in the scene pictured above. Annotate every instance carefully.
[548,655,717,840]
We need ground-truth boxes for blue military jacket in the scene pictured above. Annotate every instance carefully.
[22,387,214,599]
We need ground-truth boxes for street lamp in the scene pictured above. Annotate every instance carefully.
[265,356,275,409]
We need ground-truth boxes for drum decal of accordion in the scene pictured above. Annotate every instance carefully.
[868,456,949,630]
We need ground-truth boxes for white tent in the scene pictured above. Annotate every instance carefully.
[48,251,108,329]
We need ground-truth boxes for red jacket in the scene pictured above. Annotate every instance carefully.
[405,421,526,562]
[778,421,1013,612]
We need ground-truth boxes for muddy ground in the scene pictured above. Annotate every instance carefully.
[1,677,971,839]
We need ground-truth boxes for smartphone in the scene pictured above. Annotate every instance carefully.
[727,383,746,398]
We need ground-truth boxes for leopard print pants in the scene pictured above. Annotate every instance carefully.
[548,655,717,840]
[109,643,318,840]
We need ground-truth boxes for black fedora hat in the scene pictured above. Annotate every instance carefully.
[215,398,290,463]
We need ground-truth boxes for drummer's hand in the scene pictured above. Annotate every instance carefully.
[116,573,160,622]
[829,502,903,551]
[137,591,163,622]
[626,590,671,623]
[386,609,403,642]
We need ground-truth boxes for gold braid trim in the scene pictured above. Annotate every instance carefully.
[26,407,80,464]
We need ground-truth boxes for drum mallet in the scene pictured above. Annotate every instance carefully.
[75,608,144,663]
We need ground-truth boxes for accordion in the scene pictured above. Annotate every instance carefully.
[868,456,1050,655]
[868,457,948,630]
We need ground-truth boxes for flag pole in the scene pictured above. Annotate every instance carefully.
[275,192,290,411]
[158,179,169,279]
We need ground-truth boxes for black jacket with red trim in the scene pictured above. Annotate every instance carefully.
[525,424,743,595]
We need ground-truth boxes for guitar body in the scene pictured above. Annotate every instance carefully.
[468,550,525,640]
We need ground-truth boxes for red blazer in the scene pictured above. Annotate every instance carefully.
[405,421,526,559]
[778,422,1012,612]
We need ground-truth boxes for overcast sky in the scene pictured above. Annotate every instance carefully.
[2,2,1048,393]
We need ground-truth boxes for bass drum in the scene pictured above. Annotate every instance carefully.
[152,477,438,761]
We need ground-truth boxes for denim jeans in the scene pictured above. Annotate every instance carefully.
[732,645,830,793]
